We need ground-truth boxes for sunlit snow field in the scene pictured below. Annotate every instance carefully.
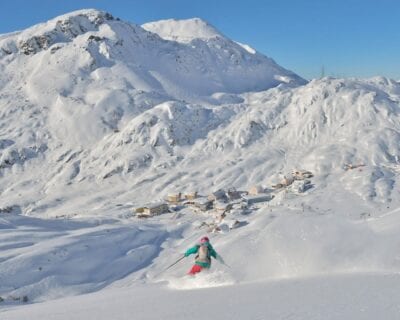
[1,9,400,319]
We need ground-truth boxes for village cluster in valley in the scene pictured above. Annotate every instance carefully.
[134,169,314,232]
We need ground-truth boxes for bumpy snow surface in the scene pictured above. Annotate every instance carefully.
[1,9,400,319]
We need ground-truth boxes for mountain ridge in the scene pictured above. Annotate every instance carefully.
[0,9,399,219]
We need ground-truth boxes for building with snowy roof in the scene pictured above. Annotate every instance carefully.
[242,193,272,206]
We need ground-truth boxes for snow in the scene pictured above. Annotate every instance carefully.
[2,274,400,319]
[2,208,400,318]
[142,17,223,43]
[235,41,256,54]
[1,8,400,319]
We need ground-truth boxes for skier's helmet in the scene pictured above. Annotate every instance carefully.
[200,236,209,243]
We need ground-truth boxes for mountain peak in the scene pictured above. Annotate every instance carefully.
[0,9,116,56]
[20,8,115,37]
[44,8,113,20]
[142,17,223,43]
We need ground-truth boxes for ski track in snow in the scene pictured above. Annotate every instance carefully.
[166,270,236,290]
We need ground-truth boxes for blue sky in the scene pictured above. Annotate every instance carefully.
[0,0,399,80]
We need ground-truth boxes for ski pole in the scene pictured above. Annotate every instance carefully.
[155,255,185,277]
[216,255,231,268]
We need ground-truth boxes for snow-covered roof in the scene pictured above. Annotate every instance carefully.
[242,193,272,201]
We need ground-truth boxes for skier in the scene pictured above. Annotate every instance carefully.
[184,236,218,275]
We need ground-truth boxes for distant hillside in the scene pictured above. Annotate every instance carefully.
[0,9,399,218]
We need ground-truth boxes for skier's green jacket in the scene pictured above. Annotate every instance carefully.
[184,242,218,268]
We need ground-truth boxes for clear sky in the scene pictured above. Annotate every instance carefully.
[0,0,399,80]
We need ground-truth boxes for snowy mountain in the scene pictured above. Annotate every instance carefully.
[0,8,306,215]
[0,9,304,100]
[1,8,400,319]
[1,9,400,218]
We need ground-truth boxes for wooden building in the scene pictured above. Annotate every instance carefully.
[138,202,169,217]
[184,191,198,200]
[248,185,264,196]
[167,193,181,204]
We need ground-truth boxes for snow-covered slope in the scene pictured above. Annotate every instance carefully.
[3,273,400,320]
[1,8,400,319]
[0,8,307,216]
[142,17,223,43]
[0,9,304,102]
[2,73,400,218]
[2,201,400,318]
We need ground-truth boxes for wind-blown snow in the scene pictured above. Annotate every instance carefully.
[235,41,256,54]
[0,8,400,319]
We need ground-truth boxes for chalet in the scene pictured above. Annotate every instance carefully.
[272,175,295,189]
[208,189,227,202]
[167,193,181,204]
[290,180,312,193]
[193,198,213,211]
[292,169,314,179]
[227,187,241,200]
[248,185,264,196]
[135,207,146,214]
[184,191,198,200]
[137,202,169,217]
[281,175,295,187]
[242,193,272,205]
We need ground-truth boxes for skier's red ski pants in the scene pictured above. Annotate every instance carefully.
[188,264,203,275]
